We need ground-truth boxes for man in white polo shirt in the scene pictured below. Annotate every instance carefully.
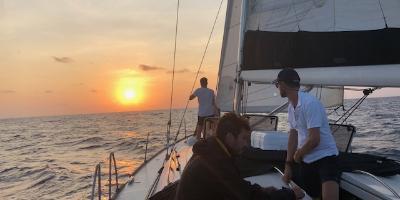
[190,77,219,140]
[273,68,339,200]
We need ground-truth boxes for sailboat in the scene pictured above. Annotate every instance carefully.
[92,0,400,199]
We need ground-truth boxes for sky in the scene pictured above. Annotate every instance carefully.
[0,0,226,118]
[0,0,399,119]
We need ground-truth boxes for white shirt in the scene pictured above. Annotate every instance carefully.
[194,87,215,117]
[288,91,338,163]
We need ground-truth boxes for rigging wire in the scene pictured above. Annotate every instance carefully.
[173,0,225,142]
[332,88,377,134]
[166,0,180,155]
[378,0,388,28]
[291,0,302,31]
[327,105,345,116]
[333,0,336,31]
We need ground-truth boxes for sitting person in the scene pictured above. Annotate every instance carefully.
[175,113,304,200]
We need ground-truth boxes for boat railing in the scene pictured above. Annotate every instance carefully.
[90,153,120,200]
[273,167,294,189]
[330,124,356,153]
[353,170,400,198]
[91,163,102,200]
[184,118,187,139]
[108,152,119,199]
[144,132,150,163]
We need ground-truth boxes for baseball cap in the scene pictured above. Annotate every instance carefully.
[272,68,300,85]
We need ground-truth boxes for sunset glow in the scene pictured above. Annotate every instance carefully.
[1,0,399,119]
[115,77,144,105]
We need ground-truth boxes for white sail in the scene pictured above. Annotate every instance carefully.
[241,65,400,87]
[240,0,400,87]
[243,83,343,113]
[218,0,400,113]
[216,0,243,112]
[246,0,400,32]
[242,83,287,113]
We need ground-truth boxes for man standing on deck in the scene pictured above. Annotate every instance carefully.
[189,77,219,140]
[175,113,304,200]
[273,68,340,200]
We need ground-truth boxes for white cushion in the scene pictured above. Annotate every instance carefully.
[251,131,288,150]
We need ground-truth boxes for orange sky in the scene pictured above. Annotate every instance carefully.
[0,0,399,119]
[0,0,225,118]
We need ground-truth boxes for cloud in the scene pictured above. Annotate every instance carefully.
[1,90,16,94]
[90,89,98,93]
[52,56,74,63]
[166,68,191,74]
[138,64,164,71]
[44,90,53,94]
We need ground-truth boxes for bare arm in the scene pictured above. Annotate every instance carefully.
[294,127,320,162]
[283,129,298,183]
[287,129,298,162]
[189,94,196,100]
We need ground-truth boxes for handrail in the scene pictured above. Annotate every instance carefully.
[352,170,400,198]
[109,152,119,200]
[184,118,187,139]
[144,132,150,163]
[91,163,102,200]
[273,167,294,189]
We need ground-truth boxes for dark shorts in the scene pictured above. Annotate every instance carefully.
[197,115,215,126]
[299,155,340,198]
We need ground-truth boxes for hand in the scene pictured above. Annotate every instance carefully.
[282,165,292,184]
[292,186,305,199]
[293,150,303,163]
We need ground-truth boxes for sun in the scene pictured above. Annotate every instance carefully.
[115,77,144,105]
[124,89,137,100]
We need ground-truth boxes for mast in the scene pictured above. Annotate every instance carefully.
[234,0,248,114]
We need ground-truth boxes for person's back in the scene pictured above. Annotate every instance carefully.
[190,77,218,139]
[175,137,244,200]
[194,87,215,117]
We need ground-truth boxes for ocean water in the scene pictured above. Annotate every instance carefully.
[1,97,400,200]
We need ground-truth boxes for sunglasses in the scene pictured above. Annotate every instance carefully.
[272,79,280,88]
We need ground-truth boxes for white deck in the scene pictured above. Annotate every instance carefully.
[245,173,312,200]
[114,137,196,200]
[115,132,400,200]
[114,136,312,199]
[341,173,400,200]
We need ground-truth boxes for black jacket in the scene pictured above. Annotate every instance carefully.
[175,137,295,200]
